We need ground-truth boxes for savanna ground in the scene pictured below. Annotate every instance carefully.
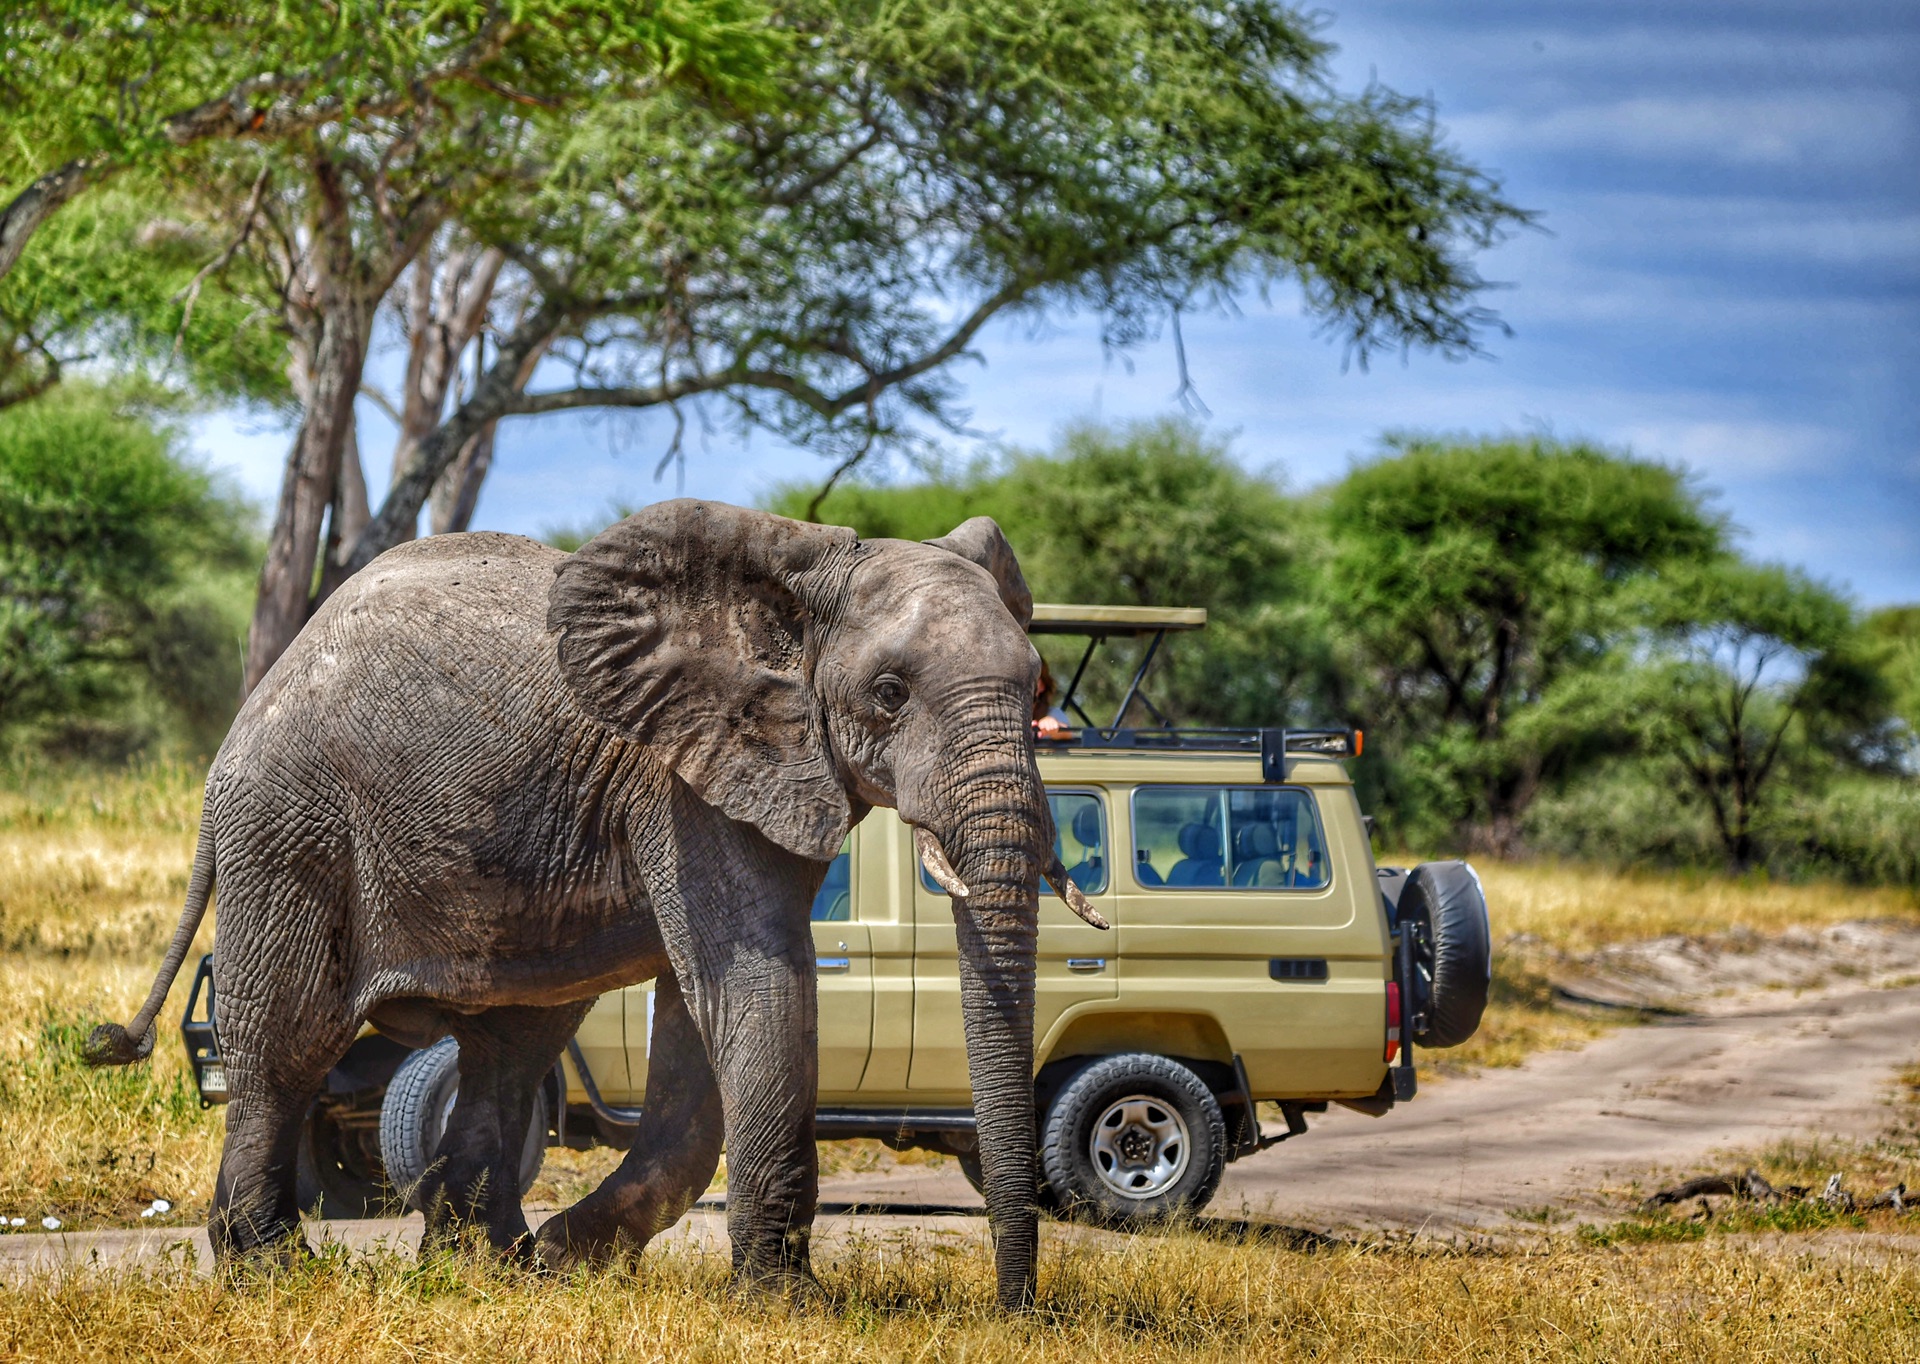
[3,762,1919,1361]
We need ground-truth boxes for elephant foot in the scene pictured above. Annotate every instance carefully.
[531,1209,641,1274]
[731,1264,826,1312]
[211,1227,313,1280]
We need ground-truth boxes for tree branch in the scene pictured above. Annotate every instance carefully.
[0,157,103,282]
[168,164,271,362]
[0,18,516,285]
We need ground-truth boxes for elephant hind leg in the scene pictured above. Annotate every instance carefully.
[420,1002,589,1257]
[208,987,360,1263]
[534,972,722,1270]
[210,1082,314,1263]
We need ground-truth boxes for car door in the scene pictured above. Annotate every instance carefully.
[906,789,1119,1096]
[809,839,875,1096]
[1119,782,1381,1095]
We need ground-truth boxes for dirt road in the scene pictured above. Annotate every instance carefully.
[817,974,1920,1232]
[7,924,1919,1277]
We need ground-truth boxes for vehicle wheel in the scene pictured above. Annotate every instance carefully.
[956,1147,1061,1214]
[1040,1054,1226,1225]
[294,1101,390,1219]
[1399,860,1492,1048]
[378,1038,548,1212]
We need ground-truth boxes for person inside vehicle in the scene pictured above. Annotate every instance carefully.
[1033,657,1072,740]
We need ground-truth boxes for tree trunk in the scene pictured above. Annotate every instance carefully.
[428,424,496,534]
[343,309,557,575]
[242,163,365,693]
[388,244,504,543]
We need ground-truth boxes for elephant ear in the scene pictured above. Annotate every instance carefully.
[924,517,1033,628]
[548,500,861,862]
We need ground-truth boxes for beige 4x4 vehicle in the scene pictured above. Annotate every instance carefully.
[183,606,1491,1225]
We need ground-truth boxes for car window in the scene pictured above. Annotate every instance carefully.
[810,841,852,921]
[919,790,1107,895]
[1131,786,1329,890]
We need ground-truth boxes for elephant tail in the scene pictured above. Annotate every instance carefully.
[83,813,217,1068]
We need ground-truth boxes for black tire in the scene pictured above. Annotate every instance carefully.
[955,1147,1061,1215]
[294,1101,391,1219]
[1399,860,1492,1049]
[1040,1053,1226,1225]
[377,1038,548,1212]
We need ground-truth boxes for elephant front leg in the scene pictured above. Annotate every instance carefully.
[534,973,723,1268]
[422,1002,589,1257]
[703,947,821,1292]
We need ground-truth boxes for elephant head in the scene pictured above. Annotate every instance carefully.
[546,499,1101,1308]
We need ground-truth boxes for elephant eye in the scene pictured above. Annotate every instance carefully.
[873,676,909,711]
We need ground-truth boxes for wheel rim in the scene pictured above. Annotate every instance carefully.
[1088,1095,1190,1199]
[1406,909,1436,1034]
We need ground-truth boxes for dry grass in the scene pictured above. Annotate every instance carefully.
[1434,957,1616,1073]
[1470,859,1919,956]
[5,1230,1920,1362]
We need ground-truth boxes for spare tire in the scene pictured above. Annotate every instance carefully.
[1397,861,1491,1049]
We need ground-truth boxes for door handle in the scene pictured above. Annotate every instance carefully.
[1066,958,1107,974]
[817,957,852,973]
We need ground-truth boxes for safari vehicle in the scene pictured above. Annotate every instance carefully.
[181,605,1491,1225]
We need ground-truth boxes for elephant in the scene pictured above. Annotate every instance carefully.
[87,499,1105,1309]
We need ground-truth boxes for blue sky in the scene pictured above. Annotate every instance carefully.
[195,0,1919,607]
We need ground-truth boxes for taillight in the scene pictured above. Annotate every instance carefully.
[1385,980,1402,1063]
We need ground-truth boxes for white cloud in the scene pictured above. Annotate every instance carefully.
[1614,418,1837,479]
[1450,93,1910,169]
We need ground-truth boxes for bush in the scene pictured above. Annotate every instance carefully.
[0,384,257,761]
[1526,764,1920,889]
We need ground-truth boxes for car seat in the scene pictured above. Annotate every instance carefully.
[1167,823,1224,886]
[1133,849,1164,886]
[1231,823,1283,886]
[1067,802,1105,892]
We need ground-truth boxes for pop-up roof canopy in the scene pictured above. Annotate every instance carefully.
[1027,603,1208,636]
[1027,602,1361,770]
[1029,602,1207,730]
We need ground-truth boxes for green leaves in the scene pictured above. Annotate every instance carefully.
[0,383,255,751]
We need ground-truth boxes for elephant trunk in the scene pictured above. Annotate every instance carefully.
[923,750,1051,1311]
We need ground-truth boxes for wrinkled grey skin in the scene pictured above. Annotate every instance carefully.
[90,501,1069,1309]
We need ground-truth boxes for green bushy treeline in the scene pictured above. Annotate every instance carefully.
[7,393,1911,887]
[768,421,1919,886]
[0,383,258,764]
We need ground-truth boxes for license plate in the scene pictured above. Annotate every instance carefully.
[199,1064,228,1098]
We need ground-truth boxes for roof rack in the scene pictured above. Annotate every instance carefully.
[1042,726,1363,780]
[1030,603,1208,730]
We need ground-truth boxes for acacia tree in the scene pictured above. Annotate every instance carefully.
[1634,561,1893,872]
[313,0,1529,673]
[0,2,776,281]
[1323,434,1725,854]
[1,2,776,412]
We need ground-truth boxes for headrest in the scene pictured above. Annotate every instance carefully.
[1071,802,1102,848]
[1176,823,1220,859]
[1236,823,1278,859]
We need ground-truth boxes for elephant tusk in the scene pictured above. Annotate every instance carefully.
[1044,856,1111,930]
[916,826,971,899]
